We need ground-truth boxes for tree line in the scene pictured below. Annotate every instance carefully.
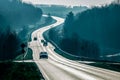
[48,3,120,60]
[0,0,42,60]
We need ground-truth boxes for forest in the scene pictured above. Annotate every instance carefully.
[0,0,42,60]
[36,4,87,18]
[48,3,120,61]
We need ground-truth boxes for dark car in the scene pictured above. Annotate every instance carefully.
[41,39,44,43]
[34,37,37,40]
[40,52,48,59]
[43,41,48,46]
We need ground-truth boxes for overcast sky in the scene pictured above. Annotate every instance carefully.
[22,0,114,7]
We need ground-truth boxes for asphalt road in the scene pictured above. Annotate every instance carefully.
[29,15,120,80]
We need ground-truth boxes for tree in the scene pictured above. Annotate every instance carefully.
[60,33,80,55]
[79,40,100,59]
[63,11,74,38]
[64,11,74,27]
[3,30,20,59]
[18,26,28,41]
[0,26,20,60]
[45,13,53,24]
[48,28,54,41]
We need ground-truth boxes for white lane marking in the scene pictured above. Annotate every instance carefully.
[37,61,50,80]
[49,59,103,80]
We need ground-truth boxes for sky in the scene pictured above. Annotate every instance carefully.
[22,0,114,7]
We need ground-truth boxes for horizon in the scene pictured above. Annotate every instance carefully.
[22,0,114,7]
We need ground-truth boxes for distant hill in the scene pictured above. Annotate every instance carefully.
[36,4,87,18]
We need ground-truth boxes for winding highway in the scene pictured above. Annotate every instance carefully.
[29,15,120,80]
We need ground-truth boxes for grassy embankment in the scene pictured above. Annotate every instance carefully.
[85,62,120,72]
[0,62,44,80]
[15,48,33,60]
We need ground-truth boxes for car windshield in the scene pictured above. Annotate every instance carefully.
[41,52,47,54]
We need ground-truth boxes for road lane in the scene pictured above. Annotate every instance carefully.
[38,60,82,80]
[29,41,83,80]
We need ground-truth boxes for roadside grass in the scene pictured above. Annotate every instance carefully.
[15,48,33,60]
[0,62,44,80]
[85,62,120,72]
[24,48,33,60]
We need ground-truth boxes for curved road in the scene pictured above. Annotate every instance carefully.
[29,16,120,80]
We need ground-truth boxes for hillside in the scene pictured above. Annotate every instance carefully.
[48,4,120,61]
[0,0,42,27]
[36,4,87,18]
[0,0,42,60]
[64,4,120,54]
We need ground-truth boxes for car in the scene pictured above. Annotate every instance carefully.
[39,52,48,59]
[43,41,48,46]
[34,37,37,40]
[41,39,44,43]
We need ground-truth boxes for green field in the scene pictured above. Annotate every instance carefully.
[0,62,44,80]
